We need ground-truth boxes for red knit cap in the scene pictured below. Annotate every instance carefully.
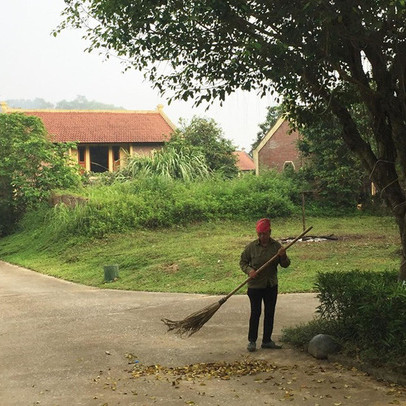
[256,218,271,233]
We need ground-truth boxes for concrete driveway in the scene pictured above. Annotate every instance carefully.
[1,261,405,406]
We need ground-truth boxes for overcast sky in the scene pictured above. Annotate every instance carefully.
[0,0,278,151]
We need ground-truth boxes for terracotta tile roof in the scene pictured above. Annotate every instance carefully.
[19,109,175,144]
[233,150,255,171]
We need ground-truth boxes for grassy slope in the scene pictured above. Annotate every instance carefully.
[0,215,399,294]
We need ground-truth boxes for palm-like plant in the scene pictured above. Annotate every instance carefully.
[121,146,210,181]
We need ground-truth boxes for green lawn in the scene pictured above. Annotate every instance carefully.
[0,215,400,294]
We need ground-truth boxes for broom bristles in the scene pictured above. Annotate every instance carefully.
[162,300,223,337]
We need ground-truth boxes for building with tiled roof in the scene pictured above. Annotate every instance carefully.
[253,117,302,175]
[0,102,175,172]
[233,150,255,173]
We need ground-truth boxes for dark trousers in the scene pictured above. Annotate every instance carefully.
[247,285,278,343]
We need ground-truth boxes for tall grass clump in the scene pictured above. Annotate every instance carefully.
[120,147,210,181]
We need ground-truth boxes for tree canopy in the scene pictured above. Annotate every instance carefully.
[167,117,238,177]
[0,113,81,235]
[297,112,368,208]
[57,0,406,279]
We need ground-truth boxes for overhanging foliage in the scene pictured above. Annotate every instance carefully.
[56,0,406,279]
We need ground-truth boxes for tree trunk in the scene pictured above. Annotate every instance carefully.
[395,212,406,282]
[326,96,406,282]
[303,57,406,282]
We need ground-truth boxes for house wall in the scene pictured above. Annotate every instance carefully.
[71,142,163,172]
[129,144,161,156]
[257,120,301,173]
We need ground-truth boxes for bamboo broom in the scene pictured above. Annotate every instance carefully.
[162,226,313,336]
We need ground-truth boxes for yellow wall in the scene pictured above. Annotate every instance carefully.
[68,143,163,172]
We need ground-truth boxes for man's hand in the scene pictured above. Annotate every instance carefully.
[248,269,257,278]
[278,247,287,258]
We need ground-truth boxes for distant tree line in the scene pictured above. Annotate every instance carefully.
[5,95,124,110]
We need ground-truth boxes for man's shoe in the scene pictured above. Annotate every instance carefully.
[247,341,256,352]
[261,340,282,349]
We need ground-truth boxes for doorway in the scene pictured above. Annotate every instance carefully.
[89,146,109,172]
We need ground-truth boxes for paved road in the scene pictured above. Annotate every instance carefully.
[1,261,405,406]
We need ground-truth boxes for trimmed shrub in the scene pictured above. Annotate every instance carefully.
[316,270,405,367]
[283,270,406,370]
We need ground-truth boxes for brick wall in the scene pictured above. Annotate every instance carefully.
[258,120,302,172]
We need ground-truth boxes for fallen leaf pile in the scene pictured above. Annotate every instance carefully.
[131,359,278,381]
[92,354,406,405]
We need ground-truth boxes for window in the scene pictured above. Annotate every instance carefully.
[283,161,295,171]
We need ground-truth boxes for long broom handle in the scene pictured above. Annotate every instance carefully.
[219,226,313,304]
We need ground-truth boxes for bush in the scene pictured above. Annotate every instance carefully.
[284,270,406,369]
[194,171,296,219]
[19,171,296,238]
[0,113,81,235]
[282,318,342,347]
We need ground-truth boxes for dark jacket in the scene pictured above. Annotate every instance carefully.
[240,237,290,288]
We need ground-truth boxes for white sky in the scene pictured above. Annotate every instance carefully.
[0,0,277,151]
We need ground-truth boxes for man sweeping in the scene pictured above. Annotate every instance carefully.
[163,223,309,338]
[240,218,290,352]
